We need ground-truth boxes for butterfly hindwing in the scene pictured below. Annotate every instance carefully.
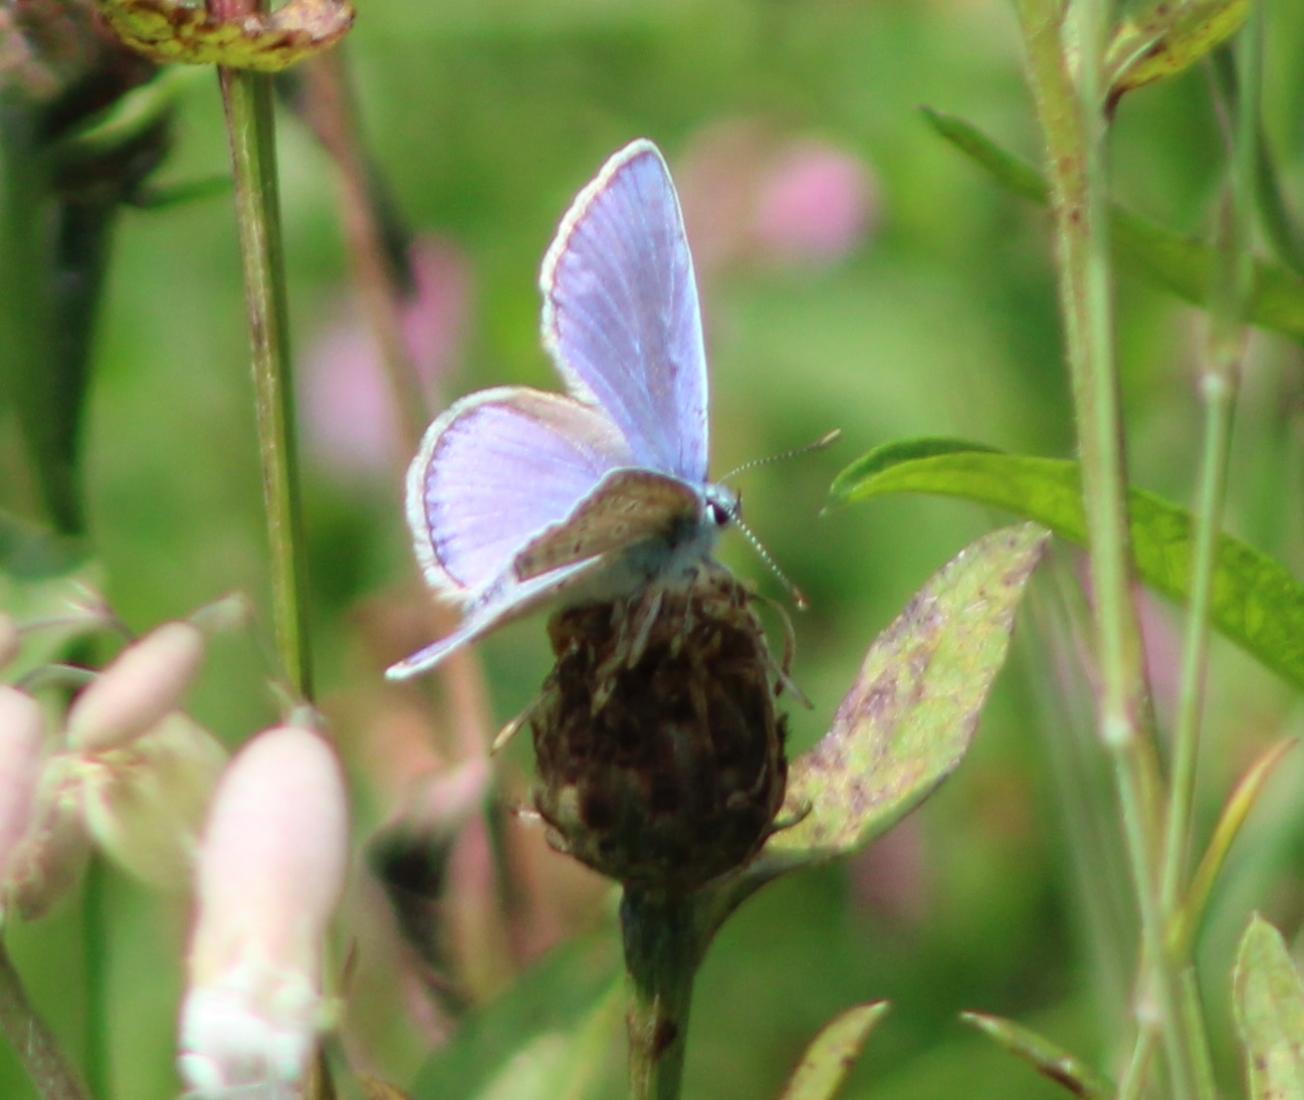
[512,469,705,582]
[406,386,633,600]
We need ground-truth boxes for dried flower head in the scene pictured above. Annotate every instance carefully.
[532,567,788,895]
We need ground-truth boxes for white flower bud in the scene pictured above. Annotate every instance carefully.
[67,621,205,751]
[76,714,227,889]
[178,726,349,1098]
[0,687,45,891]
[0,614,20,672]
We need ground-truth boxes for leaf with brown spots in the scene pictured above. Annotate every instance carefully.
[1235,915,1304,1100]
[960,1012,1112,1098]
[779,1002,889,1100]
[1106,0,1249,108]
[763,523,1047,867]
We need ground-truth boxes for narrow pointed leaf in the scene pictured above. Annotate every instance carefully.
[1173,739,1298,957]
[1234,916,1304,1100]
[762,524,1048,865]
[829,441,1304,690]
[960,1012,1112,1098]
[921,108,1304,343]
[779,1002,890,1100]
[1106,0,1249,106]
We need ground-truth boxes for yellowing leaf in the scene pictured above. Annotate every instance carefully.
[1234,915,1304,1100]
[764,524,1048,865]
[779,1003,889,1100]
[1107,0,1250,107]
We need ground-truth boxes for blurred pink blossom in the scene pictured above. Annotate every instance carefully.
[178,726,349,1098]
[677,120,878,277]
[301,238,472,481]
[0,687,45,893]
[753,142,875,264]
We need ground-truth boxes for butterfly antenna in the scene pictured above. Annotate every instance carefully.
[720,428,841,483]
[731,514,809,610]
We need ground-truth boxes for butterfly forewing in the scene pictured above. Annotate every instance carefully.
[512,469,704,582]
[407,387,633,599]
[541,140,710,483]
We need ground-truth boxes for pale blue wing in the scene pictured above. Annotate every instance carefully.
[541,139,710,483]
[386,556,607,680]
[406,386,633,599]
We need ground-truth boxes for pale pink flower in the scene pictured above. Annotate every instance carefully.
[66,621,205,751]
[0,687,45,894]
[178,726,349,1098]
[74,713,227,889]
[301,238,472,480]
[752,141,876,264]
[677,120,878,277]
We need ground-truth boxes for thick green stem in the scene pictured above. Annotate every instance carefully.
[1013,0,1213,1095]
[621,890,700,1100]
[217,65,314,699]
[0,940,92,1100]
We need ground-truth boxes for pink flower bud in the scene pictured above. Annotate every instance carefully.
[179,726,349,1097]
[76,714,227,889]
[753,141,875,265]
[0,614,20,671]
[0,687,45,890]
[67,621,205,751]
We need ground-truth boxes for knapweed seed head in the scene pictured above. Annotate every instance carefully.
[531,567,787,895]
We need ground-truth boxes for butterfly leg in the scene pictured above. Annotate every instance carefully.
[624,586,665,669]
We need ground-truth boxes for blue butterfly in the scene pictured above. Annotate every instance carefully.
[387,139,741,680]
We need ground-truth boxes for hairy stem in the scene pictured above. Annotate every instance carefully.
[1012,0,1213,1095]
[621,890,700,1100]
[216,59,314,699]
[0,940,92,1100]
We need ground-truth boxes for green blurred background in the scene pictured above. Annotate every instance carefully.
[3,0,1303,1097]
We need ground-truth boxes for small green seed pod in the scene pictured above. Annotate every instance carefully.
[532,567,787,895]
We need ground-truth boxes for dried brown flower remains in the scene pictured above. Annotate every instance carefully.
[532,566,788,895]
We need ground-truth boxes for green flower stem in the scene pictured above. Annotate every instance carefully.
[1159,6,1257,922]
[216,56,314,699]
[1012,1,1212,1096]
[621,890,701,1100]
[0,940,92,1100]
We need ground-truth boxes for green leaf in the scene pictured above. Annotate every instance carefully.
[778,1002,890,1100]
[830,441,1304,690]
[411,936,620,1100]
[0,512,101,675]
[1106,0,1249,107]
[762,523,1048,865]
[1234,915,1304,1100]
[1172,739,1298,958]
[959,1012,1113,1098]
[921,108,1304,343]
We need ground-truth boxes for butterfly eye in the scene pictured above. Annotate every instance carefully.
[708,500,732,527]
